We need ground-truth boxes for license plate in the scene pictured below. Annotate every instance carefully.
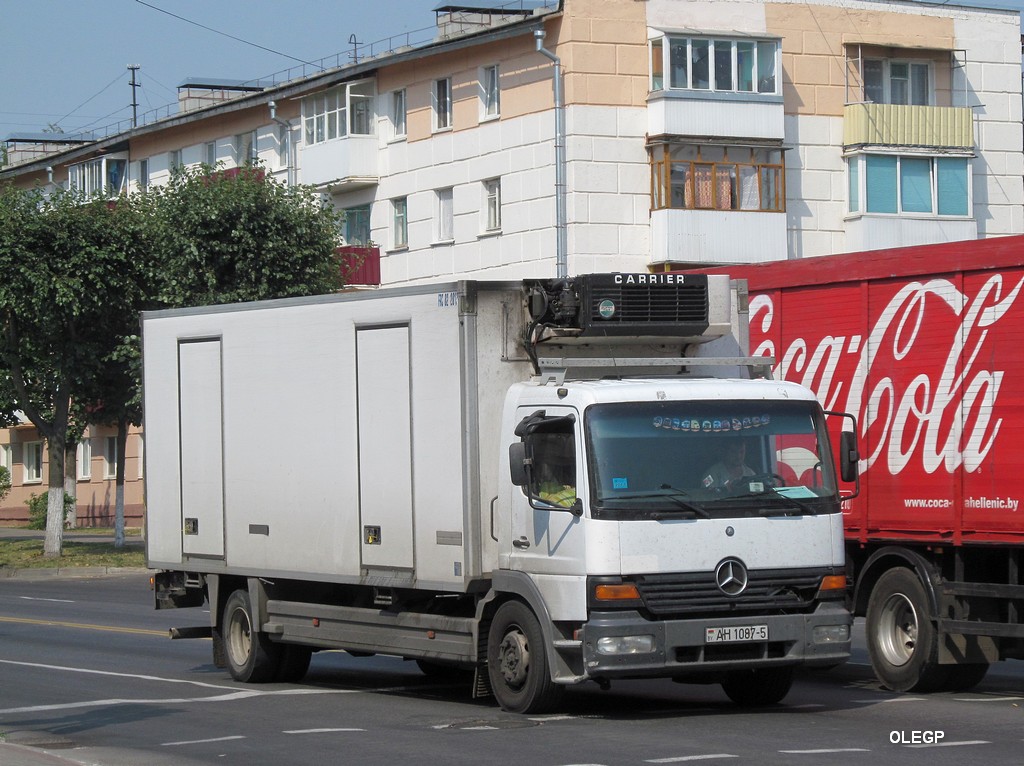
[705,624,769,643]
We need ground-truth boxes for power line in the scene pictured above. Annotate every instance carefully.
[133,0,317,67]
[55,70,129,130]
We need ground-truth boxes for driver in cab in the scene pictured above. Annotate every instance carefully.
[702,440,755,490]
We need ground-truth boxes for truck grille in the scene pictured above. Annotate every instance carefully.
[633,568,829,618]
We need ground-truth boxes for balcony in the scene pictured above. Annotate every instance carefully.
[648,92,784,142]
[300,134,378,191]
[337,245,381,286]
[843,103,974,149]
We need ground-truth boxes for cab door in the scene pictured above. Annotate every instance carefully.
[507,405,585,576]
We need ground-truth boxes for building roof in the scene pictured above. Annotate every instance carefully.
[433,1,550,13]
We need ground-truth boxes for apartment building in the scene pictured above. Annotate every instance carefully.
[1,0,1021,522]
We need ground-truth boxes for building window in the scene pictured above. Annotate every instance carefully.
[138,158,149,191]
[391,89,407,139]
[68,156,128,198]
[436,187,454,242]
[864,59,931,106]
[652,35,778,95]
[481,65,500,119]
[392,197,408,249]
[1,443,11,474]
[434,77,452,130]
[24,441,43,484]
[302,80,376,145]
[235,131,257,165]
[483,178,501,232]
[205,141,217,166]
[77,439,92,481]
[344,205,371,245]
[650,144,785,212]
[104,436,118,480]
[848,154,970,217]
[168,149,182,173]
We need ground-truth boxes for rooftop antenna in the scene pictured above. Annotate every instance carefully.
[348,34,361,64]
[128,65,141,127]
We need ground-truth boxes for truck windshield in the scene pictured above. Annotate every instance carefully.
[586,400,839,519]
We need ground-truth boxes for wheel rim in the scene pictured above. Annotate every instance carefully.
[227,607,253,666]
[877,592,918,667]
[497,627,530,689]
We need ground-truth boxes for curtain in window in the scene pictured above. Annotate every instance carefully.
[694,164,714,207]
[865,155,898,213]
[900,157,932,213]
[937,158,969,216]
[739,166,759,210]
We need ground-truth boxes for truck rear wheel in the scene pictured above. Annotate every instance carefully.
[721,667,794,706]
[223,589,281,683]
[866,568,947,692]
[487,601,564,714]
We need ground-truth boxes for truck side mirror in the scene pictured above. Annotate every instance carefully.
[509,442,530,487]
[840,431,859,483]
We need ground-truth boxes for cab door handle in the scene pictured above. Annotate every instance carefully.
[512,536,530,549]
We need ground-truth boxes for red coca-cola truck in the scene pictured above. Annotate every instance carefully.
[699,236,1024,692]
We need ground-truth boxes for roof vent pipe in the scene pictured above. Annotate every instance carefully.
[535,29,567,279]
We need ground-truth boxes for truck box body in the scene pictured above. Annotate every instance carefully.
[142,275,852,712]
[144,283,526,587]
[709,236,1024,691]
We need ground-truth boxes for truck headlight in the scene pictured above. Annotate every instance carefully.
[812,624,850,643]
[596,635,655,655]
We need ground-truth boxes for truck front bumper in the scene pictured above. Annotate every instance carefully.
[576,603,851,681]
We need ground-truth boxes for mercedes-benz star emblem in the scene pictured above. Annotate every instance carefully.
[715,558,749,596]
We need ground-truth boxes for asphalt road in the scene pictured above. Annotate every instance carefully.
[3,573,1024,766]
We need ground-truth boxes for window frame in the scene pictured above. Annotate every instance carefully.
[138,158,149,191]
[847,152,971,218]
[483,178,502,233]
[435,187,455,243]
[344,205,372,246]
[651,35,779,95]
[77,438,92,481]
[391,89,407,140]
[649,144,786,213]
[481,64,500,120]
[24,441,43,485]
[235,131,257,166]
[68,155,129,198]
[302,80,376,146]
[104,436,118,480]
[863,58,932,106]
[434,77,453,131]
[392,196,409,249]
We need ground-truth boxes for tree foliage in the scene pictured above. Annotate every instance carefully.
[1,166,345,553]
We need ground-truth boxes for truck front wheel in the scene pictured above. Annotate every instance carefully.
[487,601,564,714]
[866,568,947,692]
[223,589,281,683]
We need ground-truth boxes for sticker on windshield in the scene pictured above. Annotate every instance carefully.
[613,477,629,489]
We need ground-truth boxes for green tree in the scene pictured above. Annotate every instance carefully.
[143,164,344,308]
[0,465,10,504]
[0,184,152,556]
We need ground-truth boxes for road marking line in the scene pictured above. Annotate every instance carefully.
[18,596,75,603]
[283,728,366,734]
[904,740,990,749]
[852,697,925,704]
[162,735,246,747]
[0,615,166,636]
[645,756,738,763]
[953,696,1024,702]
[779,749,870,754]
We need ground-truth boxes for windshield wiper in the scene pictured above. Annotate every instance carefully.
[755,494,820,516]
[597,486,710,519]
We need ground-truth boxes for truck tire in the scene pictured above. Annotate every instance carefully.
[866,568,947,692]
[944,662,988,692]
[275,645,313,683]
[223,589,281,683]
[487,601,564,714]
[721,667,794,706]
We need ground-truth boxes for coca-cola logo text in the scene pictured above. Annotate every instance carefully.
[750,274,1024,476]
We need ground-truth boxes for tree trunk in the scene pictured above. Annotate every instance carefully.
[43,436,67,558]
[64,442,78,529]
[114,416,128,548]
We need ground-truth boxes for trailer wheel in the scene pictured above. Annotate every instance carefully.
[487,601,564,714]
[721,667,794,706]
[866,568,947,692]
[223,589,281,683]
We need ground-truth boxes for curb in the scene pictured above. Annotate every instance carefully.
[0,567,149,580]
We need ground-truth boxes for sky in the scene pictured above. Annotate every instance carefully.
[2,0,1023,141]
[0,0,440,139]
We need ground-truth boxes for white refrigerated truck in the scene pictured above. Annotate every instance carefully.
[143,273,855,713]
